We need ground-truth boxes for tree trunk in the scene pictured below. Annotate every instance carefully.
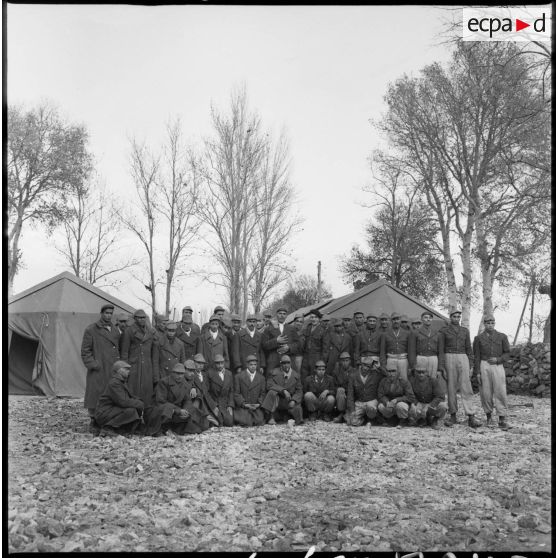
[441,223,458,312]
[8,218,24,296]
[460,221,474,329]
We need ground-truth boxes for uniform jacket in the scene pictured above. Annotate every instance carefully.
[408,325,439,368]
[261,322,299,374]
[473,329,510,373]
[266,367,303,404]
[380,328,414,367]
[347,370,383,410]
[196,329,230,369]
[353,327,382,364]
[331,364,356,391]
[409,374,445,406]
[233,369,267,407]
[207,367,235,410]
[323,331,353,374]
[438,324,473,368]
[95,375,144,425]
[154,373,195,414]
[175,322,200,360]
[158,337,186,377]
[377,376,416,406]
[120,323,159,405]
[303,374,335,397]
[81,320,122,409]
[191,369,216,410]
[302,323,326,357]
[232,328,266,371]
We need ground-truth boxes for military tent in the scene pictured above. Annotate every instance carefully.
[8,272,135,397]
[287,278,447,327]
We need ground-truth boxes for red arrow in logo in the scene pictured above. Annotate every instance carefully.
[516,19,530,31]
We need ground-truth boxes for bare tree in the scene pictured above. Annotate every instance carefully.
[159,119,200,316]
[7,103,92,294]
[57,176,137,286]
[122,139,160,318]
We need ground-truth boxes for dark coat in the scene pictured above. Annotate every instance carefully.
[81,320,122,409]
[207,367,235,411]
[300,324,326,378]
[377,376,416,406]
[265,367,303,404]
[261,323,300,375]
[190,369,217,415]
[353,327,383,364]
[303,374,335,397]
[196,330,230,370]
[380,328,414,368]
[323,330,353,374]
[120,324,159,405]
[232,328,266,371]
[158,337,186,378]
[331,364,356,391]
[94,375,143,428]
[347,370,383,411]
[175,323,200,360]
[409,374,445,406]
[438,324,473,368]
[233,369,267,426]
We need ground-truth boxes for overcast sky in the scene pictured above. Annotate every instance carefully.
[7,4,550,339]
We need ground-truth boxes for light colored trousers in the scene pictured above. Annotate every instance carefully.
[409,401,448,421]
[304,392,335,413]
[478,361,508,416]
[386,354,409,381]
[444,353,475,415]
[378,401,409,419]
[350,400,378,426]
[415,355,439,380]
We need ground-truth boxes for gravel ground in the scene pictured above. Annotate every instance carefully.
[8,394,552,553]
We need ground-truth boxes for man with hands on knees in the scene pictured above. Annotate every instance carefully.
[408,363,447,429]
[207,353,235,427]
[377,366,416,426]
[261,354,304,425]
[303,360,336,421]
[233,354,267,426]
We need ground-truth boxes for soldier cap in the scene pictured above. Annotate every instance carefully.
[264,311,273,318]
[400,315,409,322]
[366,314,378,320]
[101,304,115,313]
[353,311,364,317]
[309,309,322,318]
[449,307,462,316]
[116,313,128,322]
[193,353,206,363]
[133,309,147,318]
[172,363,186,373]
[421,310,434,318]
[166,321,178,330]
[483,314,495,322]
[379,313,390,320]
[390,312,401,319]
[182,306,193,312]
[231,314,242,322]
[112,360,131,372]
[276,307,288,314]
[246,354,258,363]
[315,360,326,368]
[209,314,221,323]
[339,352,351,360]
[213,354,225,363]
[279,355,291,364]
[184,360,197,371]
[246,314,257,321]
[412,317,422,324]
[214,305,226,313]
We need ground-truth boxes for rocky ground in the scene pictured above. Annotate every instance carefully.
[8,395,552,553]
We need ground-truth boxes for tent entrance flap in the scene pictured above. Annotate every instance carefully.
[8,332,43,395]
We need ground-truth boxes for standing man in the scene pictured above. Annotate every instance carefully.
[409,310,439,379]
[81,303,122,433]
[261,355,303,425]
[400,315,411,331]
[261,307,299,377]
[158,321,187,378]
[201,305,227,334]
[473,315,511,429]
[291,313,306,374]
[154,314,169,344]
[196,314,230,370]
[263,311,274,330]
[353,314,382,370]
[331,352,355,423]
[411,317,422,331]
[207,354,235,427]
[233,354,267,427]
[324,318,353,375]
[255,312,266,334]
[438,308,483,428]
[380,312,414,382]
[351,311,366,337]
[320,314,332,334]
[115,313,129,336]
[232,314,265,374]
[180,306,201,335]
[378,313,391,334]
[120,309,160,406]
[300,309,326,383]
[176,315,199,361]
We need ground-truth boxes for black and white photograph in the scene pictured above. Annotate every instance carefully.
[7,3,553,554]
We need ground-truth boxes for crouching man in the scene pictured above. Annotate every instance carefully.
[377,366,416,425]
[347,356,383,426]
[303,360,336,421]
[261,355,303,425]
[331,352,355,423]
[408,364,447,429]
[234,354,267,426]
[94,360,145,437]
[144,362,210,437]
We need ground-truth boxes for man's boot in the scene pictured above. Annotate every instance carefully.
[498,416,511,430]
[468,414,483,428]
[89,417,101,435]
[444,413,457,427]
[332,413,344,423]
[486,412,492,426]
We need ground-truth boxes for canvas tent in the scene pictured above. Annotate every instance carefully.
[287,278,447,327]
[8,272,135,397]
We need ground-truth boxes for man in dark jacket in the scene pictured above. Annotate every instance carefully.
[176,313,200,360]
[94,360,144,437]
[347,356,383,426]
[353,314,382,368]
[158,322,186,378]
[380,312,414,382]
[180,305,201,335]
[324,318,353,375]
[233,354,267,426]
[81,303,122,433]
[261,355,303,425]
[196,314,230,370]
[261,307,299,377]
[303,360,336,421]
[300,310,326,383]
[330,351,355,423]
[144,362,210,436]
[232,314,265,374]
[377,366,416,425]
[207,354,234,426]
[409,310,439,379]
[408,363,447,429]
[473,315,511,429]
[190,354,219,426]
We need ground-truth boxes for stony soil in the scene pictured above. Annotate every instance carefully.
[8,395,552,553]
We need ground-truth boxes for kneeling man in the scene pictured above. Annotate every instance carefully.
[261,355,303,425]
[303,360,336,421]
[409,364,447,429]
[347,356,383,426]
[377,366,415,425]
[234,354,266,426]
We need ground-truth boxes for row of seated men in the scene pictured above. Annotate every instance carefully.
[94,350,447,437]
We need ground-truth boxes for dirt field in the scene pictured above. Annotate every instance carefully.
[8,394,552,553]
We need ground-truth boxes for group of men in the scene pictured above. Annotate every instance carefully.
[81,303,511,437]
